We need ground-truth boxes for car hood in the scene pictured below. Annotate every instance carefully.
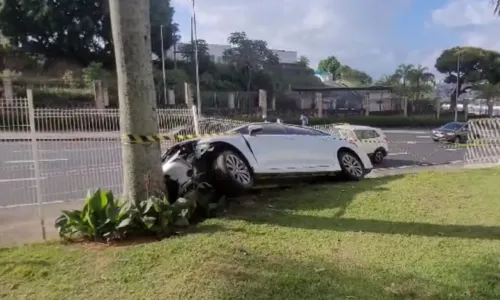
[433,128,456,133]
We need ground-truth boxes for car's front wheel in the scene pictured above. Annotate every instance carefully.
[213,150,254,195]
[338,151,365,181]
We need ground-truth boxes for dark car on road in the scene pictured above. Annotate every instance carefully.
[432,122,475,143]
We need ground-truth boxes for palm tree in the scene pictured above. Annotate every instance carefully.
[394,64,414,90]
[408,65,435,113]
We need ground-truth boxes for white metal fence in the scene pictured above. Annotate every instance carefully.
[466,118,500,166]
[1,91,500,245]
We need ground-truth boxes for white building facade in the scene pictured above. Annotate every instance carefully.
[166,43,298,64]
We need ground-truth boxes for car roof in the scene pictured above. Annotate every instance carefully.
[334,124,382,131]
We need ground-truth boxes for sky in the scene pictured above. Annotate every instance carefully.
[171,0,500,79]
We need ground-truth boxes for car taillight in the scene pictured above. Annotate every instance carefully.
[383,136,387,142]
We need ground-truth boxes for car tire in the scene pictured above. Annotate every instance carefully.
[338,151,365,181]
[371,149,385,164]
[213,150,254,195]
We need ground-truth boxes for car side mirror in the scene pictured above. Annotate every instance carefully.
[248,125,263,136]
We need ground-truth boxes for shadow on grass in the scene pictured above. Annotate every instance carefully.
[240,175,401,219]
[229,175,500,240]
[211,253,500,300]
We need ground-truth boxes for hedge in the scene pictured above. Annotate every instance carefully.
[0,113,493,132]
[233,115,462,128]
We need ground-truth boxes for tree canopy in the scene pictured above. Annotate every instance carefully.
[435,46,500,107]
[222,32,279,92]
[336,65,372,86]
[317,56,340,78]
[0,0,178,68]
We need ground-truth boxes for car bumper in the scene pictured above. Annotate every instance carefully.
[432,134,455,142]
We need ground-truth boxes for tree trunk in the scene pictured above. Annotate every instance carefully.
[109,0,164,201]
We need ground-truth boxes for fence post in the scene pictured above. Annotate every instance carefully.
[258,89,267,118]
[403,97,408,117]
[191,105,200,136]
[93,80,105,109]
[364,92,370,116]
[27,88,46,240]
[316,92,323,117]
[228,92,235,109]
[435,97,441,119]
[167,89,175,105]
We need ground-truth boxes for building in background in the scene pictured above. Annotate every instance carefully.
[166,43,298,64]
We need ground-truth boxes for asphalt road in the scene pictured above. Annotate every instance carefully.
[0,130,467,208]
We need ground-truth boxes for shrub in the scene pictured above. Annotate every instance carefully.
[55,189,197,241]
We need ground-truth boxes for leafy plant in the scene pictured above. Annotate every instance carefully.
[55,189,133,240]
[55,189,198,242]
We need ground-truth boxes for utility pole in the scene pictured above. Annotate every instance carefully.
[109,0,163,201]
[161,25,168,106]
[191,0,202,116]
[454,52,461,122]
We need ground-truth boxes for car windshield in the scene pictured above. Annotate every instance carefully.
[441,122,463,130]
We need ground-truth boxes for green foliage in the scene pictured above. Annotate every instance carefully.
[179,39,211,74]
[82,62,107,87]
[0,0,178,68]
[336,65,372,86]
[297,56,309,67]
[150,0,178,60]
[222,32,280,91]
[55,189,198,241]
[434,47,500,108]
[317,56,340,78]
[233,115,461,128]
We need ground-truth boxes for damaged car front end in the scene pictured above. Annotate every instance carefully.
[161,139,217,203]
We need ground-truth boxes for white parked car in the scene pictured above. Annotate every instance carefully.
[161,122,373,202]
[331,124,389,164]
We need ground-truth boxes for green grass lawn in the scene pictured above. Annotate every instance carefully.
[2,168,500,300]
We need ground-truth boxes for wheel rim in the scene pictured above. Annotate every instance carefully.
[225,154,252,184]
[455,137,460,143]
[341,154,364,177]
[375,151,383,162]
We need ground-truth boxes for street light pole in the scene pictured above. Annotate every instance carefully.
[160,25,167,106]
[454,52,461,122]
[191,0,202,116]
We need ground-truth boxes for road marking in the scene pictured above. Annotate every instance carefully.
[406,141,417,144]
[0,177,47,183]
[12,147,121,153]
[446,148,458,152]
[416,136,430,138]
[388,152,408,156]
[4,158,69,164]
[12,150,58,153]
[0,199,82,209]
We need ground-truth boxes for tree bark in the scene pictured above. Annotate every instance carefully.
[109,0,163,201]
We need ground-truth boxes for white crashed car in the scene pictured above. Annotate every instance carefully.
[161,122,373,202]
[331,124,389,164]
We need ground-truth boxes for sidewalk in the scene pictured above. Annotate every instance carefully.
[0,201,82,246]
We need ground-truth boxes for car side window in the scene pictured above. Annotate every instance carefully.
[354,130,378,140]
[256,124,287,135]
[284,125,329,136]
[354,130,366,140]
[234,126,249,134]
